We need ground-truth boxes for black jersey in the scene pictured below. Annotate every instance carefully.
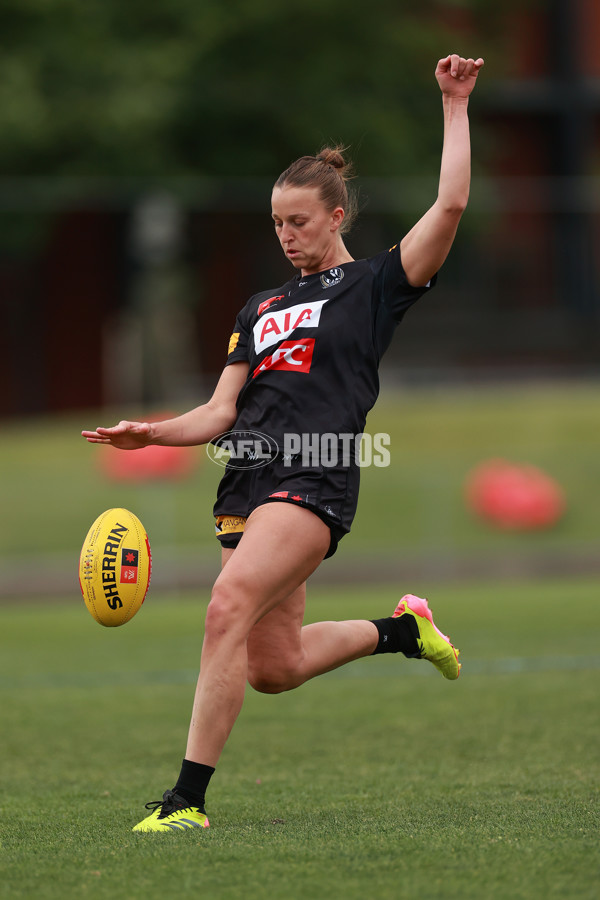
[225,244,435,444]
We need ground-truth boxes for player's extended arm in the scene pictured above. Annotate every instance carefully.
[400,54,484,287]
[81,360,250,449]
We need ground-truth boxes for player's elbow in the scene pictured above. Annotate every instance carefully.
[216,404,239,433]
[205,399,238,435]
[438,195,468,218]
[439,189,469,217]
[449,200,468,217]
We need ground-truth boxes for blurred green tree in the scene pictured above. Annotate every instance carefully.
[0,0,516,177]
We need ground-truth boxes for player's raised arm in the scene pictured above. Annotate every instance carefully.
[81,360,249,449]
[400,54,484,287]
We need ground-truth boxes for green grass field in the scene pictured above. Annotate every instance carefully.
[1,381,600,567]
[1,382,599,897]
[1,579,599,900]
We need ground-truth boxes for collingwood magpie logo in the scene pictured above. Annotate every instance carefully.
[321,267,344,288]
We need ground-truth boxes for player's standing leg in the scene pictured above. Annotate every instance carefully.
[133,503,331,831]
[133,502,459,831]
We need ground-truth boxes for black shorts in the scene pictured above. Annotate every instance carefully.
[213,457,360,559]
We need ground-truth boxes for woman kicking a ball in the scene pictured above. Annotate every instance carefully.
[83,53,484,832]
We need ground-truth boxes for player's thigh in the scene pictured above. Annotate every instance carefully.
[222,545,307,669]
[211,502,329,628]
[246,581,306,669]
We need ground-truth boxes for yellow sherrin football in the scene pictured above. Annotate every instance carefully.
[79,508,152,626]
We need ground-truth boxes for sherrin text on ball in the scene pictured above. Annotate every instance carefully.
[79,508,152,626]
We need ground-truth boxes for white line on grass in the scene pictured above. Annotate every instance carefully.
[2,655,600,689]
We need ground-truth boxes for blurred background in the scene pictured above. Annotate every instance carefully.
[0,0,599,598]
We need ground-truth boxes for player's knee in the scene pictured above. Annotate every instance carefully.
[247,670,289,694]
[204,581,247,642]
[247,659,301,694]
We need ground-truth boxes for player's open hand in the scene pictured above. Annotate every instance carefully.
[436,54,484,99]
[81,420,154,450]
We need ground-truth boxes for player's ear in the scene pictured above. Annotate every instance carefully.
[330,207,345,232]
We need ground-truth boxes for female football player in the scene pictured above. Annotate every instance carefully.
[83,53,484,832]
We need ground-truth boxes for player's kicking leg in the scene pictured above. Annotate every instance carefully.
[246,588,461,693]
[133,505,460,831]
[385,594,460,679]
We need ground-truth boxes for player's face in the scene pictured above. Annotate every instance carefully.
[271,185,344,275]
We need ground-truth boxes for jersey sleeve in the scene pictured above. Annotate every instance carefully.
[369,243,436,323]
[224,303,252,366]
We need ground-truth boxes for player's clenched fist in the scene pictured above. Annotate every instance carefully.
[436,54,484,98]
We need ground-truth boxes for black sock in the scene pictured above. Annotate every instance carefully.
[173,759,215,811]
[370,614,421,658]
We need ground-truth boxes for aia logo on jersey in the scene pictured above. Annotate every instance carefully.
[320,267,344,288]
[252,338,315,379]
[253,298,329,352]
[257,295,284,316]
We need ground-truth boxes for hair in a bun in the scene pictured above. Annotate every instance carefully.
[274,145,357,234]
[316,146,348,171]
